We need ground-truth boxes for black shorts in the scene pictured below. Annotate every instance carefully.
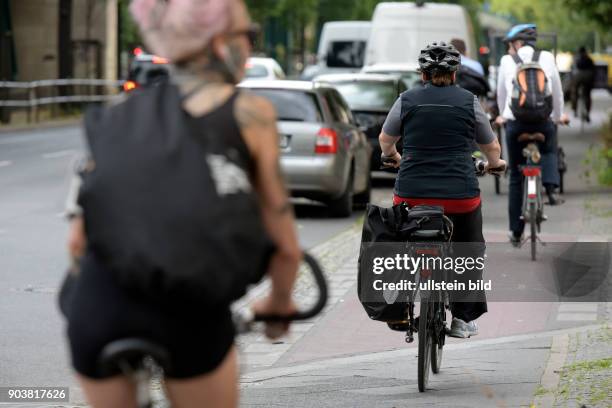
[65,253,235,379]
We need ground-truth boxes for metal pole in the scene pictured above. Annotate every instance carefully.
[30,85,37,123]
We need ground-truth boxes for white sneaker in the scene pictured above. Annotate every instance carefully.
[448,318,478,338]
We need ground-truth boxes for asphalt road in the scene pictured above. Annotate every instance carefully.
[0,91,610,406]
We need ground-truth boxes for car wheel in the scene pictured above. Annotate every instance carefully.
[353,174,371,210]
[328,172,354,218]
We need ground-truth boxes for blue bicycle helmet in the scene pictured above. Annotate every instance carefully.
[503,24,537,43]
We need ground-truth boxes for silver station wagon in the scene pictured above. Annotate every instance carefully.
[239,80,372,217]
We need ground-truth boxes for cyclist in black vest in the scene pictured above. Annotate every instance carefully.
[379,42,506,338]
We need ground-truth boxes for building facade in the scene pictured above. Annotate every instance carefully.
[1,0,118,82]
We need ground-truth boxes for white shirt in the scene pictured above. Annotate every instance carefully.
[496,46,564,121]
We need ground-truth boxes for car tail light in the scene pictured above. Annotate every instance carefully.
[315,128,338,154]
[123,80,138,92]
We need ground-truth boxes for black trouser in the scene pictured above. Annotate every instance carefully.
[447,205,487,323]
[571,70,594,114]
[505,120,559,235]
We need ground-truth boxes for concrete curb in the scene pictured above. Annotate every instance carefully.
[533,334,569,408]
[241,323,602,384]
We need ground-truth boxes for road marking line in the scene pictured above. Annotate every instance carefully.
[241,324,606,382]
[556,312,597,321]
[0,160,12,167]
[558,303,598,313]
[42,149,75,159]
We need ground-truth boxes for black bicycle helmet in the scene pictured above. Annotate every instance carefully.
[418,41,461,73]
[503,24,537,43]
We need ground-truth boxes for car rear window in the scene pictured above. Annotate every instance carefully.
[245,64,269,78]
[249,89,322,122]
[326,41,366,68]
[330,81,397,111]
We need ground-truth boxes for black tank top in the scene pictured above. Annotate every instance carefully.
[192,91,255,175]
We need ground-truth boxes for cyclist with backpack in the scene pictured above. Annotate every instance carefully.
[379,42,506,339]
[63,1,300,407]
[495,24,570,246]
[450,38,489,98]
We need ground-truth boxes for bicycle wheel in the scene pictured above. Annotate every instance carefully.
[530,202,537,261]
[418,300,432,392]
[494,127,503,195]
[579,89,586,134]
[430,300,445,374]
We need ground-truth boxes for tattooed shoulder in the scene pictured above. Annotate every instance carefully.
[235,91,277,131]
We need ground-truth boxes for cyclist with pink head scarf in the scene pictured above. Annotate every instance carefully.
[64,1,300,406]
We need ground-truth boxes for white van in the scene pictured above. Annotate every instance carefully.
[302,21,371,79]
[364,2,476,67]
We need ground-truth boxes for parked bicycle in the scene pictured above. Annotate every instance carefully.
[97,253,327,408]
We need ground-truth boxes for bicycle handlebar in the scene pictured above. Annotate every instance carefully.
[233,252,328,333]
[473,157,506,177]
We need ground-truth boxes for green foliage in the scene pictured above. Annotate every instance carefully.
[118,0,141,51]
[247,0,485,59]
[490,0,611,52]
[564,0,612,29]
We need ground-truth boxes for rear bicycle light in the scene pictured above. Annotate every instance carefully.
[315,128,338,154]
[522,166,541,177]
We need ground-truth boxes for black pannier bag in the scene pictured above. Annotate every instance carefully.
[357,204,450,321]
[78,80,275,305]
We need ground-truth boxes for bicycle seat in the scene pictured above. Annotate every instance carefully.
[518,132,545,143]
[98,338,171,376]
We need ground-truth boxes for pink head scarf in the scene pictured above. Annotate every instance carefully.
[130,0,238,62]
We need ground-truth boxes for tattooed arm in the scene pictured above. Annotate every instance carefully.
[236,91,300,306]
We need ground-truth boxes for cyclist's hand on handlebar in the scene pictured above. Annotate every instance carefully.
[251,295,297,339]
[485,159,507,175]
[381,152,401,169]
[494,115,506,127]
[558,113,570,126]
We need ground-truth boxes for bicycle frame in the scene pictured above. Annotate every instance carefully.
[520,143,545,260]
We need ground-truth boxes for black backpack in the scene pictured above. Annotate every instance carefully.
[510,50,553,123]
[455,65,490,97]
[78,80,275,305]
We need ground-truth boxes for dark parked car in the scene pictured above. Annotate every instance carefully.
[123,48,170,92]
[238,80,372,217]
[315,73,406,170]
